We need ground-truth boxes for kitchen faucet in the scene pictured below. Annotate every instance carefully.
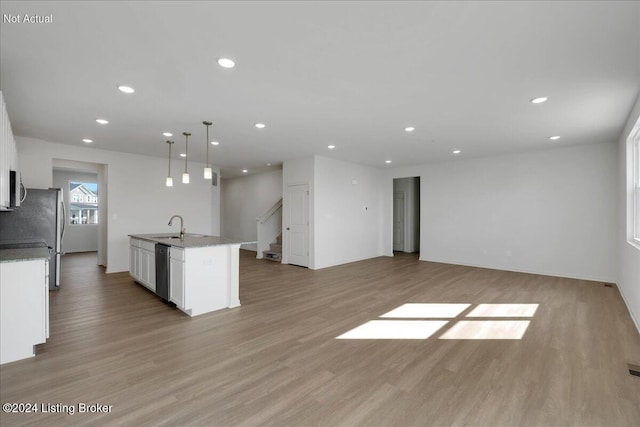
[168,215,185,240]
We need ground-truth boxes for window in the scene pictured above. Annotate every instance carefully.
[69,181,99,225]
[628,118,640,248]
[633,132,640,244]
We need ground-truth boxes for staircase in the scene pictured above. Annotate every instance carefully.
[256,198,282,261]
[262,234,282,262]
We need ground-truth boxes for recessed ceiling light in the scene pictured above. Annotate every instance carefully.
[404,126,415,132]
[163,132,173,137]
[211,141,219,145]
[180,153,187,157]
[266,163,272,166]
[255,123,266,129]
[96,118,109,125]
[530,97,548,104]
[82,139,93,143]
[117,85,135,94]
[549,135,561,140]
[385,160,392,164]
[242,169,248,173]
[453,150,461,154]
[328,145,336,149]
[218,58,235,68]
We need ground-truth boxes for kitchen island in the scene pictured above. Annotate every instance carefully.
[129,233,249,317]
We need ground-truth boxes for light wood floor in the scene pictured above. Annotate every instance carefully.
[1,251,639,426]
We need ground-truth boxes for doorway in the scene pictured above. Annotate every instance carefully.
[393,192,405,251]
[285,183,309,267]
[52,159,108,268]
[392,177,420,253]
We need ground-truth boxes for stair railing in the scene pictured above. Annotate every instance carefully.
[256,198,282,259]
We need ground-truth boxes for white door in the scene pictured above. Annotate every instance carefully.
[286,184,309,267]
[393,192,405,251]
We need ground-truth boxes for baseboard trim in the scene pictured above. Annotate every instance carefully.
[617,283,640,335]
[418,256,616,284]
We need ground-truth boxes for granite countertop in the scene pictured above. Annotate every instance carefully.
[129,233,253,249]
[0,247,51,263]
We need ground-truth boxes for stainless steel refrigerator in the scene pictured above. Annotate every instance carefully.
[0,188,66,290]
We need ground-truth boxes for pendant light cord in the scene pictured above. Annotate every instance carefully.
[203,121,212,169]
[183,132,191,173]
[166,140,174,176]
[206,123,210,167]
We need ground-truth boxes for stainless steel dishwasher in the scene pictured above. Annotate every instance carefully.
[155,243,170,301]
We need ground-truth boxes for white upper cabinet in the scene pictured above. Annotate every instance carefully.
[0,91,18,210]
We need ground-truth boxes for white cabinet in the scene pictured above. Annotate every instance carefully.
[0,258,49,364]
[129,238,155,291]
[44,259,50,339]
[169,247,185,308]
[140,246,156,292]
[0,91,18,211]
[130,241,140,279]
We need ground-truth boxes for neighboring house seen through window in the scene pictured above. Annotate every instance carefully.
[69,181,98,225]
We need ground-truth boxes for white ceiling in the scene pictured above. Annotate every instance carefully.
[1,1,639,178]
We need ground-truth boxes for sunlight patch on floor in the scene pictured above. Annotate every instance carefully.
[336,303,538,340]
[466,304,538,318]
[380,303,471,319]
[336,320,448,340]
[439,320,531,340]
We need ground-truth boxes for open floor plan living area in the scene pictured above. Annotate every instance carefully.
[1,1,639,426]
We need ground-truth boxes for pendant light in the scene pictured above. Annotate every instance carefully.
[165,140,174,187]
[182,132,191,184]
[203,121,213,179]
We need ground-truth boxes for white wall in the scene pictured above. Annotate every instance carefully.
[222,169,283,251]
[17,137,220,273]
[313,156,384,269]
[393,177,420,253]
[384,142,618,282]
[618,94,640,332]
[52,169,99,253]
